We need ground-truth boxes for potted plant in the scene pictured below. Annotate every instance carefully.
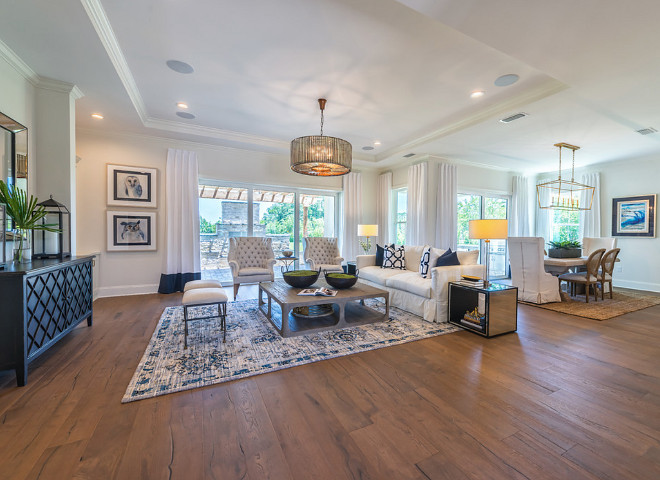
[547,240,582,258]
[0,180,60,263]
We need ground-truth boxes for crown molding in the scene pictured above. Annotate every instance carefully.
[36,77,84,99]
[0,38,39,85]
[80,0,148,123]
[375,79,568,164]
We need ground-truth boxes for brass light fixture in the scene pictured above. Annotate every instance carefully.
[290,98,352,176]
[537,142,594,211]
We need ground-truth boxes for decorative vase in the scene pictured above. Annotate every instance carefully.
[12,229,32,263]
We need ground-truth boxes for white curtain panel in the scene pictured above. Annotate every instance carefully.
[435,163,457,250]
[341,171,362,262]
[510,176,531,236]
[535,177,553,243]
[158,148,201,293]
[377,172,392,245]
[579,172,601,238]
[407,162,428,246]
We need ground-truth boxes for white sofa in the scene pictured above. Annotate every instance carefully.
[356,245,485,323]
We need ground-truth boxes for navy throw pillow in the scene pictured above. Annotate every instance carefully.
[376,243,393,267]
[436,251,460,267]
[435,248,453,266]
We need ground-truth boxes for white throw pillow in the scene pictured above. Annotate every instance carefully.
[430,247,446,268]
[383,245,406,269]
[457,249,479,265]
[419,246,432,278]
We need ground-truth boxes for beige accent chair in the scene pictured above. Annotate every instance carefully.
[597,248,621,300]
[227,237,276,300]
[558,248,606,303]
[508,237,561,304]
[303,237,344,273]
[582,237,617,256]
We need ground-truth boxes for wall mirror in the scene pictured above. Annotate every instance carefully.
[0,111,28,192]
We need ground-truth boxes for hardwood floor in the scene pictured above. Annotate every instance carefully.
[1,285,659,479]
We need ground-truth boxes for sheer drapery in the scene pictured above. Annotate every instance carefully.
[510,176,531,236]
[579,172,601,238]
[407,162,428,246]
[435,163,457,250]
[158,148,201,293]
[341,172,362,262]
[377,172,392,245]
[535,177,553,244]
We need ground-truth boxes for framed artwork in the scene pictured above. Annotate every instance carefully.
[107,211,156,251]
[107,164,157,208]
[611,194,656,237]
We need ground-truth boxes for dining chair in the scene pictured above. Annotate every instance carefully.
[598,248,621,300]
[558,248,606,303]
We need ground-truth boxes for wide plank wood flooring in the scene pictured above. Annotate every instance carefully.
[1,285,659,479]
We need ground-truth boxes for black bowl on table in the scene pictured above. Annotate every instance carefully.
[324,270,358,289]
[282,269,321,288]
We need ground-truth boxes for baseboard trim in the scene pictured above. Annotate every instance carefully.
[97,284,160,298]
[613,279,660,293]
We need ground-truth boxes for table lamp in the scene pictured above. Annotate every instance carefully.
[468,219,508,287]
[357,224,379,254]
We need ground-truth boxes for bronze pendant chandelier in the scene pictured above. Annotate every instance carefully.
[290,98,352,176]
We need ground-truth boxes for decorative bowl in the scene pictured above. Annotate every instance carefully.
[324,271,358,289]
[282,250,294,257]
[283,269,320,288]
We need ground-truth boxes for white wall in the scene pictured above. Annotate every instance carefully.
[76,130,354,297]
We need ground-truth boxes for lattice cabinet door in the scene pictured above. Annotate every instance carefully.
[66,261,93,326]
[25,268,68,358]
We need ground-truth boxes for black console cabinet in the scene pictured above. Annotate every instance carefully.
[0,256,93,386]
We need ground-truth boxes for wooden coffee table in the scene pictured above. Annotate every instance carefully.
[258,280,389,337]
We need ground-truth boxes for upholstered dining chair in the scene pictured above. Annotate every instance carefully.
[508,237,561,304]
[558,248,606,303]
[582,237,617,256]
[227,237,276,300]
[303,237,344,273]
[597,248,621,300]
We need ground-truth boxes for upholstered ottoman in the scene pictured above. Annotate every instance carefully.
[183,279,223,292]
[181,287,228,348]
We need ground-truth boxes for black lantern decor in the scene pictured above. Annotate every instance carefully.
[32,195,71,259]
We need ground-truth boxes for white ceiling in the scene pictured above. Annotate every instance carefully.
[1,0,659,173]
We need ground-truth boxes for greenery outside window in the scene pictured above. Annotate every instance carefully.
[393,188,407,245]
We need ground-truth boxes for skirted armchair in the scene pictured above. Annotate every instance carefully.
[508,237,561,304]
[227,237,276,300]
[303,237,344,273]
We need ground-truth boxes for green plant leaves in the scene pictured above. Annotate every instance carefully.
[0,180,60,233]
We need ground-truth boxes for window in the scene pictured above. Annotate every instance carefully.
[393,188,407,245]
[198,182,339,284]
[457,192,509,279]
[550,195,580,242]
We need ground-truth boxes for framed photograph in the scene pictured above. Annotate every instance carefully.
[107,211,156,251]
[107,164,157,207]
[612,194,656,237]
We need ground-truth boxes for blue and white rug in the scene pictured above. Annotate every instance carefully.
[122,299,458,403]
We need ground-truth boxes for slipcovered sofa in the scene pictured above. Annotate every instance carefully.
[356,245,485,323]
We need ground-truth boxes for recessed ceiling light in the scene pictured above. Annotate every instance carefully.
[91,113,104,119]
[177,102,189,109]
[373,141,381,146]
[362,146,374,151]
[166,60,194,74]
[470,91,485,98]
[176,111,195,120]
[494,74,519,87]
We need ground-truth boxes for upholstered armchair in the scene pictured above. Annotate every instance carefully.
[508,237,561,304]
[227,237,276,300]
[303,237,344,273]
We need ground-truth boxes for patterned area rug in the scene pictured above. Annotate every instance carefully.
[521,290,660,320]
[122,299,458,403]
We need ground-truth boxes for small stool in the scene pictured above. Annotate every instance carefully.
[183,279,223,292]
[182,287,228,348]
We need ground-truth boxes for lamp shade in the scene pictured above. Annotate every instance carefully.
[468,219,508,239]
[357,224,379,237]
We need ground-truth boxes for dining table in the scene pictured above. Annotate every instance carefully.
[543,256,589,275]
